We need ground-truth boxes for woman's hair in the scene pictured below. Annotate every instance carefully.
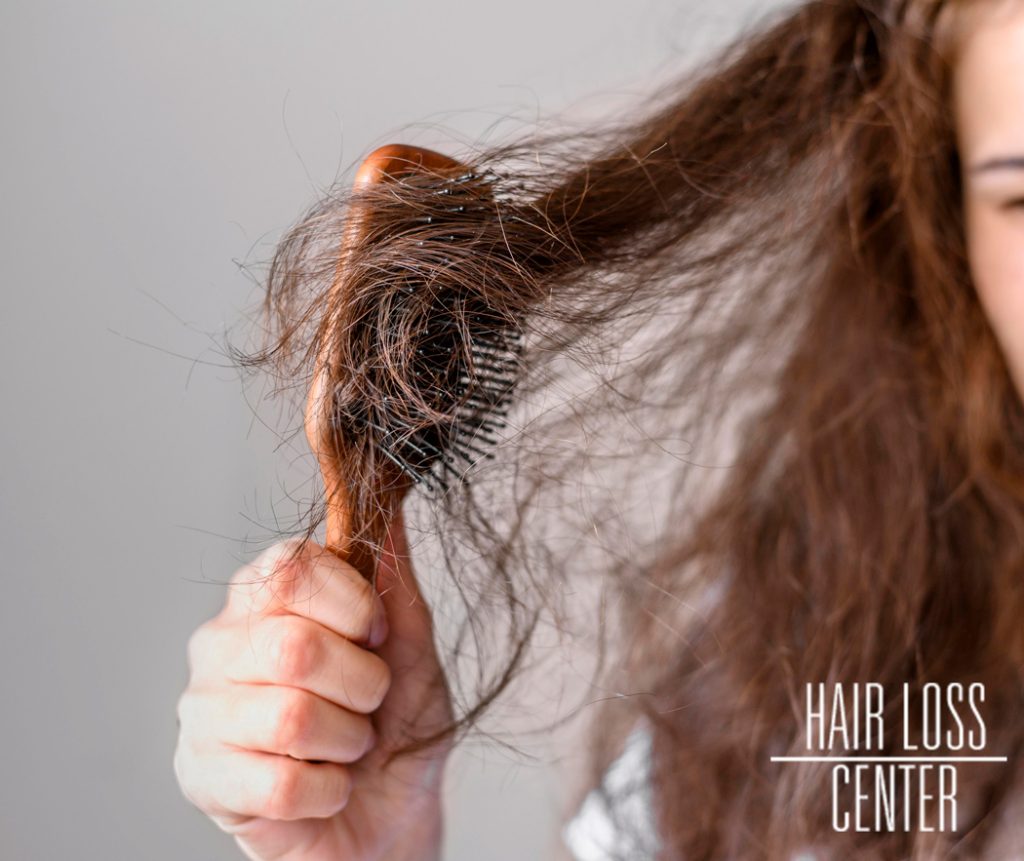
[235,0,1024,856]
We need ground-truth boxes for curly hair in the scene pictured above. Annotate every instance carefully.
[233,1,1024,856]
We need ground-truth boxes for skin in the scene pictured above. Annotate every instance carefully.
[952,0,1024,396]
[173,511,454,861]
[172,6,1024,861]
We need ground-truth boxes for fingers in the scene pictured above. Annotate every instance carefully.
[179,683,376,763]
[174,743,352,822]
[173,539,406,844]
[216,614,392,715]
[224,539,389,649]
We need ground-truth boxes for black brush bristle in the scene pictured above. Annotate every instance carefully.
[329,168,524,495]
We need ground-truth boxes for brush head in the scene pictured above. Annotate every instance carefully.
[305,145,523,519]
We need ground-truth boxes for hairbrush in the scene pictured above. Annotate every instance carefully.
[303,143,523,579]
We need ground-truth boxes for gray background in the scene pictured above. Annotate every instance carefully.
[0,1,776,858]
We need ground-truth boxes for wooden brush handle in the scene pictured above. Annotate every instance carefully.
[303,143,468,580]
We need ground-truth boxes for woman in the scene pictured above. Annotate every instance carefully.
[173,1,1024,857]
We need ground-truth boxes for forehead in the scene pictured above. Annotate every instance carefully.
[949,1,1024,158]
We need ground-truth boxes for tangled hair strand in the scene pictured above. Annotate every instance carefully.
[232,1,1024,856]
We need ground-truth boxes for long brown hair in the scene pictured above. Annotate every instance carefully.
[234,0,1024,856]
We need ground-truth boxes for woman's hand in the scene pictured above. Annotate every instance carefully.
[173,510,454,861]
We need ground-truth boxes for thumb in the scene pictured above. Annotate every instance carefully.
[374,506,437,655]
[370,507,453,747]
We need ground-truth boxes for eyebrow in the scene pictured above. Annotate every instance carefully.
[970,156,1024,174]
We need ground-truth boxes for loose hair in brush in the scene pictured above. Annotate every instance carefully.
[235,0,1024,857]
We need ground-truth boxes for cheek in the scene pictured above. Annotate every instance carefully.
[966,202,1024,391]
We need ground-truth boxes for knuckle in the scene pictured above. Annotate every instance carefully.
[361,655,392,711]
[268,619,320,684]
[185,622,214,675]
[346,576,378,640]
[318,764,353,816]
[270,689,316,754]
[332,767,354,812]
[175,691,190,729]
[173,745,202,808]
[225,563,263,609]
[230,540,314,612]
[264,758,303,820]
[175,689,201,733]
[262,541,315,604]
[356,718,377,757]
[227,558,260,588]
[172,743,188,787]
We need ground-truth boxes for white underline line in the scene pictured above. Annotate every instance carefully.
[770,756,1008,763]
